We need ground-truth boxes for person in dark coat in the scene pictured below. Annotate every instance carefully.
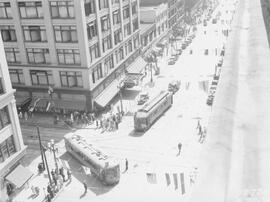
[83,181,87,194]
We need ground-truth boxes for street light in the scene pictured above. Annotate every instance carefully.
[48,139,58,174]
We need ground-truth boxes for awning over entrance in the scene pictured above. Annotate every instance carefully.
[54,100,86,111]
[5,165,33,188]
[127,56,147,74]
[95,79,120,108]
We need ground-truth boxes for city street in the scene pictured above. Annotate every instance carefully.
[13,1,239,201]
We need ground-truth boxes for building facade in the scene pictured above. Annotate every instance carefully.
[0,34,27,202]
[140,3,168,53]
[0,0,140,112]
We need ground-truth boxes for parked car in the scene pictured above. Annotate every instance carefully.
[206,95,214,106]
[137,91,149,105]
[168,80,181,94]
[168,58,176,65]
[203,20,207,26]
[212,18,217,24]
[181,43,187,50]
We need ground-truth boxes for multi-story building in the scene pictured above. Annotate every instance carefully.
[0,34,28,202]
[140,3,168,53]
[140,0,185,29]
[0,0,140,112]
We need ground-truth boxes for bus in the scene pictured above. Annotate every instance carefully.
[134,91,173,132]
[64,134,120,185]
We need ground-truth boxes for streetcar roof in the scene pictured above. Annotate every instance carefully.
[64,133,119,168]
[139,90,170,113]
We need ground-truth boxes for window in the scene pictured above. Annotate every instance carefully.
[57,49,80,65]
[114,29,122,45]
[54,25,77,42]
[60,71,83,88]
[50,1,74,18]
[9,69,24,84]
[128,40,132,53]
[91,63,102,84]
[99,0,108,10]
[30,70,53,85]
[27,48,50,64]
[112,0,119,4]
[132,3,137,15]
[104,54,114,74]
[124,23,131,37]
[23,26,47,42]
[0,2,12,18]
[18,1,43,18]
[113,10,120,25]
[0,26,16,42]
[84,0,95,16]
[87,20,97,40]
[101,15,110,32]
[102,35,112,52]
[0,78,4,94]
[89,43,100,62]
[123,6,130,19]
[0,136,16,163]
[0,106,10,129]
[115,46,124,63]
[4,48,20,63]
[133,18,139,31]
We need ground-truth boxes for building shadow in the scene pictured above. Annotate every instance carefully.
[59,152,115,196]
[128,129,145,137]
[260,0,270,47]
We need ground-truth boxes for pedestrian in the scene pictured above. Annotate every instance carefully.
[125,158,128,171]
[83,181,87,194]
[196,120,201,129]
[177,143,182,156]
[51,169,55,178]
[95,119,99,128]
[115,120,119,130]
[31,185,36,195]
[59,167,65,182]
[198,125,202,135]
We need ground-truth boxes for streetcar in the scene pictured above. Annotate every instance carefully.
[64,134,120,185]
[134,91,173,132]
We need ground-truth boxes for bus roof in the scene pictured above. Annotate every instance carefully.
[139,91,169,113]
[64,134,118,168]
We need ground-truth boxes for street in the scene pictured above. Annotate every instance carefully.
[15,1,239,201]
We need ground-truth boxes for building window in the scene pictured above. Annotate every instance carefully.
[23,26,47,42]
[30,70,53,86]
[84,0,95,16]
[112,0,119,4]
[123,5,130,19]
[113,10,121,25]
[99,0,108,10]
[89,43,100,62]
[132,2,137,15]
[124,23,131,37]
[0,106,10,130]
[0,2,12,19]
[0,26,16,42]
[91,63,102,84]
[102,35,112,53]
[57,49,80,65]
[133,34,139,49]
[18,1,43,18]
[115,46,124,63]
[101,15,110,32]
[9,69,24,84]
[114,28,122,45]
[26,48,50,64]
[60,71,83,88]
[50,1,74,18]
[128,40,132,53]
[0,78,4,95]
[54,25,77,42]
[104,54,114,74]
[132,18,138,31]
[87,20,97,40]
[4,48,20,64]
[0,136,16,163]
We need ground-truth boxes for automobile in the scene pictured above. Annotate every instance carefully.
[168,80,181,94]
[206,95,214,106]
[181,43,187,50]
[203,20,208,26]
[212,18,217,24]
[176,49,182,55]
[137,92,149,105]
[123,78,137,88]
[168,58,176,65]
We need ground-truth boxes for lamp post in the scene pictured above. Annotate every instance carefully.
[48,139,58,174]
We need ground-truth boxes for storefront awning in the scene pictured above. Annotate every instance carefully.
[127,56,147,74]
[5,165,33,188]
[95,79,120,108]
